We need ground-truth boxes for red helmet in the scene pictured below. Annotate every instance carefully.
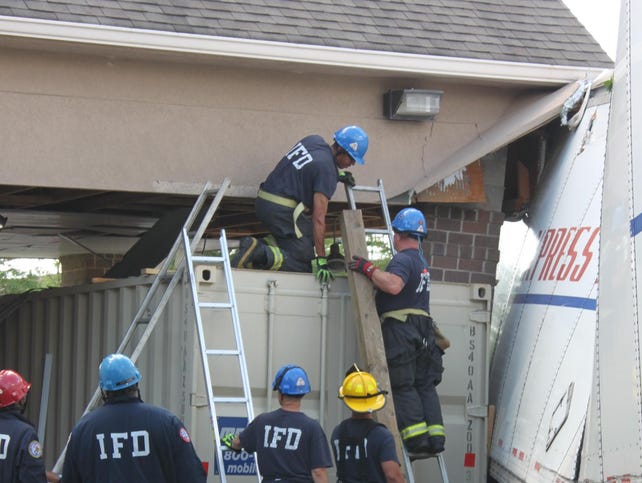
[0,369,32,408]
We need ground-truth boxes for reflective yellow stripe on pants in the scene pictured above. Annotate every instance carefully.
[427,424,446,437]
[401,421,430,441]
[257,189,307,239]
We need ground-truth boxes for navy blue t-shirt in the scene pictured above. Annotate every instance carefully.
[0,408,47,483]
[331,418,399,483]
[262,135,339,209]
[239,408,333,481]
[375,248,431,315]
[61,395,206,483]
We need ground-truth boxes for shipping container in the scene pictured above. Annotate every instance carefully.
[0,268,490,482]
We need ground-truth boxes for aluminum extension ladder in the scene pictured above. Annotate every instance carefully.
[52,179,234,474]
[344,180,450,483]
[345,178,396,254]
[182,227,259,482]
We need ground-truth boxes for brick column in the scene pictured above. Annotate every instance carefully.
[422,205,504,285]
[59,254,122,287]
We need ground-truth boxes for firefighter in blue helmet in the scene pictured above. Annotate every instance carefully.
[0,369,59,482]
[220,364,333,482]
[61,354,206,482]
[231,126,369,283]
[349,208,447,458]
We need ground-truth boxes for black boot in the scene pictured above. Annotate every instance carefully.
[231,237,258,268]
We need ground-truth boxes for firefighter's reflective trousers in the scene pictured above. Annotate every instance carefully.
[381,313,446,454]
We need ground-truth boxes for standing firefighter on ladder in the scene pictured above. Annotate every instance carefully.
[349,208,447,457]
[231,125,368,282]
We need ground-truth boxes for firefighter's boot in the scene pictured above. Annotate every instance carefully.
[231,237,259,268]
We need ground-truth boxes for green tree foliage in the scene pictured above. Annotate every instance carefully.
[0,259,61,295]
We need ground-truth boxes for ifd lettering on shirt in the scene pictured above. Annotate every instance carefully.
[96,430,150,459]
[263,425,302,450]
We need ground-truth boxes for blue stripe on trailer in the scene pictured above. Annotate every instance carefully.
[631,212,642,237]
[514,293,596,310]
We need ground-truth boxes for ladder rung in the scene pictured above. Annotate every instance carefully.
[213,396,250,404]
[205,349,240,356]
[365,228,390,235]
[351,185,382,193]
[136,317,150,325]
[192,255,225,264]
[199,302,233,309]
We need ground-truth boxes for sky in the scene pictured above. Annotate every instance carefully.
[562,0,621,60]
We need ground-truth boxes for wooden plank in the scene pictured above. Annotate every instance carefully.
[340,209,409,481]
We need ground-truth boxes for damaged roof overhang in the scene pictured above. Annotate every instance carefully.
[409,69,613,200]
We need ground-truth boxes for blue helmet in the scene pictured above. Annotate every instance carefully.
[272,364,311,395]
[392,208,427,239]
[99,354,141,391]
[334,125,368,165]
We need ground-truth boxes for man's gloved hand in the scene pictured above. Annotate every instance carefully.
[348,255,378,280]
[338,171,356,187]
[220,433,240,452]
[312,257,335,284]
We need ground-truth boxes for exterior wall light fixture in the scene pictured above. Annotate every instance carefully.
[383,89,443,120]
[0,215,7,230]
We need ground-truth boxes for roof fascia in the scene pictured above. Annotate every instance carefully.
[0,15,605,86]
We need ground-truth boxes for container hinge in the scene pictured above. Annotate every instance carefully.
[190,392,210,408]
[469,310,490,324]
[466,405,488,418]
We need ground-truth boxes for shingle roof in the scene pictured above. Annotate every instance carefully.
[0,0,613,68]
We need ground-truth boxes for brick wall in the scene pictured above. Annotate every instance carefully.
[421,205,504,285]
[59,254,122,287]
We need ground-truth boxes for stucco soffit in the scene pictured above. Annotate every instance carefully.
[0,15,605,86]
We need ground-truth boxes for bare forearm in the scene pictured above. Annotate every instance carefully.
[381,461,404,483]
[313,217,326,256]
[370,269,404,294]
[312,192,329,257]
[311,468,328,483]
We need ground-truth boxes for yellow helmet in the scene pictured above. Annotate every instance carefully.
[338,370,387,413]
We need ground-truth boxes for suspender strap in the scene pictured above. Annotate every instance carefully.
[336,419,383,482]
[380,308,430,322]
[257,189,307,239]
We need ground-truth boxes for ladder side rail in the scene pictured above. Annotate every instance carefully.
[182,229,229,483]
[189,178,231,252]
[402,448,416,483]
[438,454,450,483]
[376,179,396,254]
[111,180,223,357]
[344,183,357,210]
[52,181,226,473]
[219,229,256,423]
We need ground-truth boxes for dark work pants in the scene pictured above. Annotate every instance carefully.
[382,314,445,453]
[255,196,314,272]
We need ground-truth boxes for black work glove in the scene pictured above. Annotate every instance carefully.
[348,255,378,280]
[338,171,356,187]
[311,257,335,284]
[220,433,241,452]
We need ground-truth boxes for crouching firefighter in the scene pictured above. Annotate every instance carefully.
[348,207,446,457]
[231,125,368,283]
[331,365,404,483]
